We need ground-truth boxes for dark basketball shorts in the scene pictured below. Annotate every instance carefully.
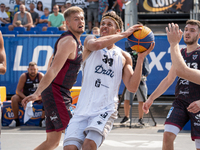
[41,84,72,132]
[165,99,200,141]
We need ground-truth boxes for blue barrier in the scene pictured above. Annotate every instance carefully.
[0,34,187,95]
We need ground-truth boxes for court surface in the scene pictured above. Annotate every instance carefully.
[2,118,195,150]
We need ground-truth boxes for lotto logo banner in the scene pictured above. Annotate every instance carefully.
[138,0,193,13]
[2,101,43,126]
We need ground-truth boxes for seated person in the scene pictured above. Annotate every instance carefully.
[35,1,44,18]
[5,6,11,19]
[61,5,67,14]
[8,4,34,31]
[38,7,49,25]
[0,3,10,26]
[92,26,100,36]
[42,4,66,31]
[29,3,39,26]
[9,62,44,128]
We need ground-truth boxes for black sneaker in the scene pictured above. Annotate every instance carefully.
[120,116,130,124]
[138,118,145,126]
[39,118,45,127]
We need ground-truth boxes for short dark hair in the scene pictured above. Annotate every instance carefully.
[29,62,37,67]
[64,6,84,20]
[186,19,200,31]
[101,12,123,32]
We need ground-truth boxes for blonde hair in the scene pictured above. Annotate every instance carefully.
[64,6,84,20]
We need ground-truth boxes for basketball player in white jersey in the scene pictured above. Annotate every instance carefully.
[63,12,155,150]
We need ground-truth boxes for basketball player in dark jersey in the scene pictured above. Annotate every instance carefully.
[169,23,200,114]
[9,62,44,127]
[22,6,85,150]
[143,20,200,150]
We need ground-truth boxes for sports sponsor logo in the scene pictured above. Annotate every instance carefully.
[4,107,24,120]
[142,0,188,12]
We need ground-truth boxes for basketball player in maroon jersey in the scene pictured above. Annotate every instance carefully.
[168,23,200,114]
[143,20,200,150]
[22,6,85,150]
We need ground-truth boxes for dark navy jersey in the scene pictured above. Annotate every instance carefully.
[175,47,200,103]
[23,73,39,96]
[48,30,82,93]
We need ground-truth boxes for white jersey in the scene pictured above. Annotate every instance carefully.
[74,46,123,116]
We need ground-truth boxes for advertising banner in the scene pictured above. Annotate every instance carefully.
[138,0,193,13]
[1,35,187,96]
[2,100,43,126]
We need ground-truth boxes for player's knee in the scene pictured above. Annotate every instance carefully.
[82,139,96,150]
[11,95,21,103]
[63,145,78,150]
[163,132,176,143]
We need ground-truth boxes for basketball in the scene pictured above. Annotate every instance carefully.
[127,26,154,53]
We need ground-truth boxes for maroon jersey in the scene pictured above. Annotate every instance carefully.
[175,47,200,103]
[23,73,39,96]
[52,30,82,91]
[41,31,82,132]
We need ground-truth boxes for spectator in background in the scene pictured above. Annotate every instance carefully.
[42,4,66,31]
[35,1,44,18]
[92,26,100,35]
[120,44,150,125]
[29,3,39,26]
[5,6,11,19]
[9,62,44,128]
[121,0,128,25]
[87,0,99,34]
[8,4,33,31]
[39,7,49,24]
[14,0,21,14]
[61,5,67,14]
[0,3,10,26]
[98,0,108,23]
[65,0,72,9]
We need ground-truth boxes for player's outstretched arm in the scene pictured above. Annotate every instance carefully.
[85,24,142,51]
[122,42,155,93]
[22,36,76,108]
[0,31,6,74]
[143,65,177,114]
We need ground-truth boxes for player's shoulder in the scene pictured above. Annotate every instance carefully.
[121,49,131,59]
[59,35,76,45]
[19,73,27,81]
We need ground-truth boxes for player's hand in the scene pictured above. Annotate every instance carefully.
[22,93,41,109]
[138,42,155,59]
[123,24,143,38]
[166,23,183,46]
[143,98,154,114]
[187,100,200,113]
